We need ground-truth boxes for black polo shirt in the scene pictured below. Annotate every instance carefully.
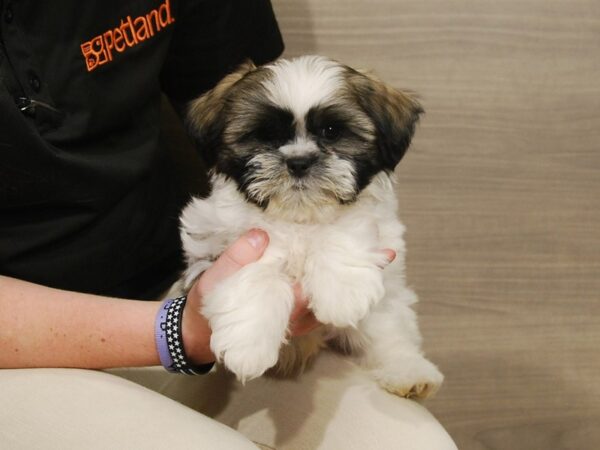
[0,0,283,299]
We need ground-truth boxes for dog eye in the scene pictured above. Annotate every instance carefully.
[254,126,279,141]
[319,124,342,141]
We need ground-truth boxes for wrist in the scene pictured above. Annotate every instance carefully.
[154,296,214,374]
[181,304,215,366]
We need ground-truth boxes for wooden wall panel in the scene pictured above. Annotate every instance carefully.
[271,1,600,448]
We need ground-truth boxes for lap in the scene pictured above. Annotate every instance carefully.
[0,352,456,449]
[0,368,258,450]
[111,351,457,450]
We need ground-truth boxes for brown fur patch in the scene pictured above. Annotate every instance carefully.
[268,330,326,377]
[342,67,423,170]
[186,61,277,168]
[187,60,257,136]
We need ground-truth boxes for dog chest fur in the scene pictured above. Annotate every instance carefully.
[180,171,405,290]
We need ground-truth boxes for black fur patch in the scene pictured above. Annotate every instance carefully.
[240,104,295,147]
[306,103,383,197]
[306,105,354,144]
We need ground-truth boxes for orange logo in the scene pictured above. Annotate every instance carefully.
[81,0,175,72]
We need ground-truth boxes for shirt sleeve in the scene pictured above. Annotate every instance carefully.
[160,0,284,105]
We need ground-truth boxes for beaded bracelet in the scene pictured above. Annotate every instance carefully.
[154,296,214,375]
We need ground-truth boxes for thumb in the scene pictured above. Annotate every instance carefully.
[196,229,269,294]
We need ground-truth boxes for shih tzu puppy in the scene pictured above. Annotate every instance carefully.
[175,55,443,398]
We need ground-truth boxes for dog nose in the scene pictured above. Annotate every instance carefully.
[286,155,318,177]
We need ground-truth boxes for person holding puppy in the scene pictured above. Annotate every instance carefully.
[1,0,295,367]
[0,0,312,446]
[0,1,455,449]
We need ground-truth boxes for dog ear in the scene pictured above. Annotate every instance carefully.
[186,61,257,167]
[345,69,423,171]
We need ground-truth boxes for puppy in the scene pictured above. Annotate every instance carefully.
[175,55,443,399]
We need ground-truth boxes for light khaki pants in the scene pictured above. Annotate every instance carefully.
[0,351,456,450]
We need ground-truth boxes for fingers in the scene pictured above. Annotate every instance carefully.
[289,309,319,337]
[288,283,320,337]
[289,283,308,323]
[382,248,396,263]
[377,248,396,268]
[196,229,269,295]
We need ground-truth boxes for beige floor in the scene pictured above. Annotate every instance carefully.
[271,1,600,449]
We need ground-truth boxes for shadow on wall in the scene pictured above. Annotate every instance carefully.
[271,0,317,57]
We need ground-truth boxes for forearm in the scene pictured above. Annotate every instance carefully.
[0,276,160,369]
[0,230,315,370]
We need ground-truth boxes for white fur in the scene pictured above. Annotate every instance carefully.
[278,136,319,159]
[262,55,344,122]
[179,172,443,394]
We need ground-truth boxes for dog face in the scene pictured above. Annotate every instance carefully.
[187,56,422,220]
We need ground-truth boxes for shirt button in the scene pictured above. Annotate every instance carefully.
[29,73,41,92]
[4,5,13,24]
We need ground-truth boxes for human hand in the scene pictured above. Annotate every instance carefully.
[181,229,321,365]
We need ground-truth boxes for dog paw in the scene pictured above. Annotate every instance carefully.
[202,263,295,383]
[207,303,287,383]
[303,263,385,328]
[307,265,385,328]
[372,355,444,400]
[217,339,281,383]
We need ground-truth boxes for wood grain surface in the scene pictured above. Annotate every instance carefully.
[271,1,600,449]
